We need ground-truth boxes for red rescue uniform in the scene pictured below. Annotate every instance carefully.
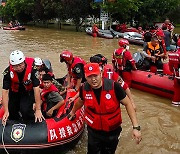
[10,57,34,92]
[112,48,136,87]
[83,79,122,132]
[168,50,180,106]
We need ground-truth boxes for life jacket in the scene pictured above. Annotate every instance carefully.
[10,57,34,92]
[147,42,161,59]
[168,51,180,79]
[41,84,59,102]
[113,48,135,71]
[83,78,122,132]
[113,48,126,71]
[68,57,86,78]
[41,84,59,111]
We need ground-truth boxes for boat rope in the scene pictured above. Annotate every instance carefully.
[1,124,10,154]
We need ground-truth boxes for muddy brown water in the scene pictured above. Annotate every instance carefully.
[0,25,179,154]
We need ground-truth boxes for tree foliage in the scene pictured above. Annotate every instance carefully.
[0,0,180,29]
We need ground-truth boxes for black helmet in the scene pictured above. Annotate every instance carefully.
[90,54,107,66]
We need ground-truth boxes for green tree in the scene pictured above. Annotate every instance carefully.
[1,0,34,23]
[61,0,92,31]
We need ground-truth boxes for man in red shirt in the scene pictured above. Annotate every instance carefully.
[112,39,137,87]
[68,63,142,154]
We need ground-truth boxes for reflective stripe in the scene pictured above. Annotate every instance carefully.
[85,116,93,124]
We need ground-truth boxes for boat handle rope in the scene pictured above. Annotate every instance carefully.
[2,124,10,154]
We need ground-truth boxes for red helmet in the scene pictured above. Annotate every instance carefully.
[177,39,180,47]
[60,50,73,62]
[118,39,129,47]
[156,30,165,37]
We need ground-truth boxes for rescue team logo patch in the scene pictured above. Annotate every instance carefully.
[11,124,26,142]
[88,66,93,71]
[10,71,14,78]
[105,93,111,100]
[76,67,81,73]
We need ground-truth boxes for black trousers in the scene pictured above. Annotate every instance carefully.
[143,58,163,70]
[87,126,122,154]
[8,91,35,121]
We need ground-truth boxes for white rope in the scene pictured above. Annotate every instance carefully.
[1,124,10,154]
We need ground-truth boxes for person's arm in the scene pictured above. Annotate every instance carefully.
[68,86,84,120]
[68,91,79,103]
[2,89,9,126]
[121,96,142,144]
[31,68,45,122]
[143,45,151,58]
[68,98,84,120]
[66,73,71,89]
[75,78,82,91]
[125,88,136,111]
[46,99,65,117]
[34,86,45,122]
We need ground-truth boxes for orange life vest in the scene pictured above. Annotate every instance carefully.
[83,78,122,132]
[147,42,161,57]
[10,57,34,92]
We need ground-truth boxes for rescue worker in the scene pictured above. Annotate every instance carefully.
[68,63,142,154]
[34,57,43,71]
[168,39,180,106]
[161,26,171,51]
[156,30,168,57]
[162,19,174,35]
[60,50,86,92]
[90,54,136,111]
[92,24,99,37]
[112,39,137,87]
[143,36,164,72]
[2,50,44,125]
[41,73,64,118]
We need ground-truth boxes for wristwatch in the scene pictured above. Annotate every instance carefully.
[133,126,141,131]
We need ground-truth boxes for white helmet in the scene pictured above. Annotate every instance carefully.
[34,57,43,66]
[9,50,25,65]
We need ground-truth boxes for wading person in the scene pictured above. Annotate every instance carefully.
[2,50,44,125]
[112,39,137,87]
[68,63,142,154]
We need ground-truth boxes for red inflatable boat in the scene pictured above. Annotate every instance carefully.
[0,90,84,153]
[131,70,174,99]
[3,26,25,30]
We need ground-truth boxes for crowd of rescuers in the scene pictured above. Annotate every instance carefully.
[1,50,66,125]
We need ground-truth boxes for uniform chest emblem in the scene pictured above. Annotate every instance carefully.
[10,71,14,78]
[105,93,111,100]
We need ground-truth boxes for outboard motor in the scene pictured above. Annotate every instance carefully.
[133,52,145,69]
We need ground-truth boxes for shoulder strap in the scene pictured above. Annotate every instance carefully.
[103,78,113,91]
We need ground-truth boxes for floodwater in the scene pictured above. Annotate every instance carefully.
[0,24,179,154]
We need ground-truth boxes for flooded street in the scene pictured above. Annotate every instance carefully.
[0,25,179,154]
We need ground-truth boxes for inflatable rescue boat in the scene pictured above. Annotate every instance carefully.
[132,52,174,99]
[0,90,84,153]
[3,26,25,30]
